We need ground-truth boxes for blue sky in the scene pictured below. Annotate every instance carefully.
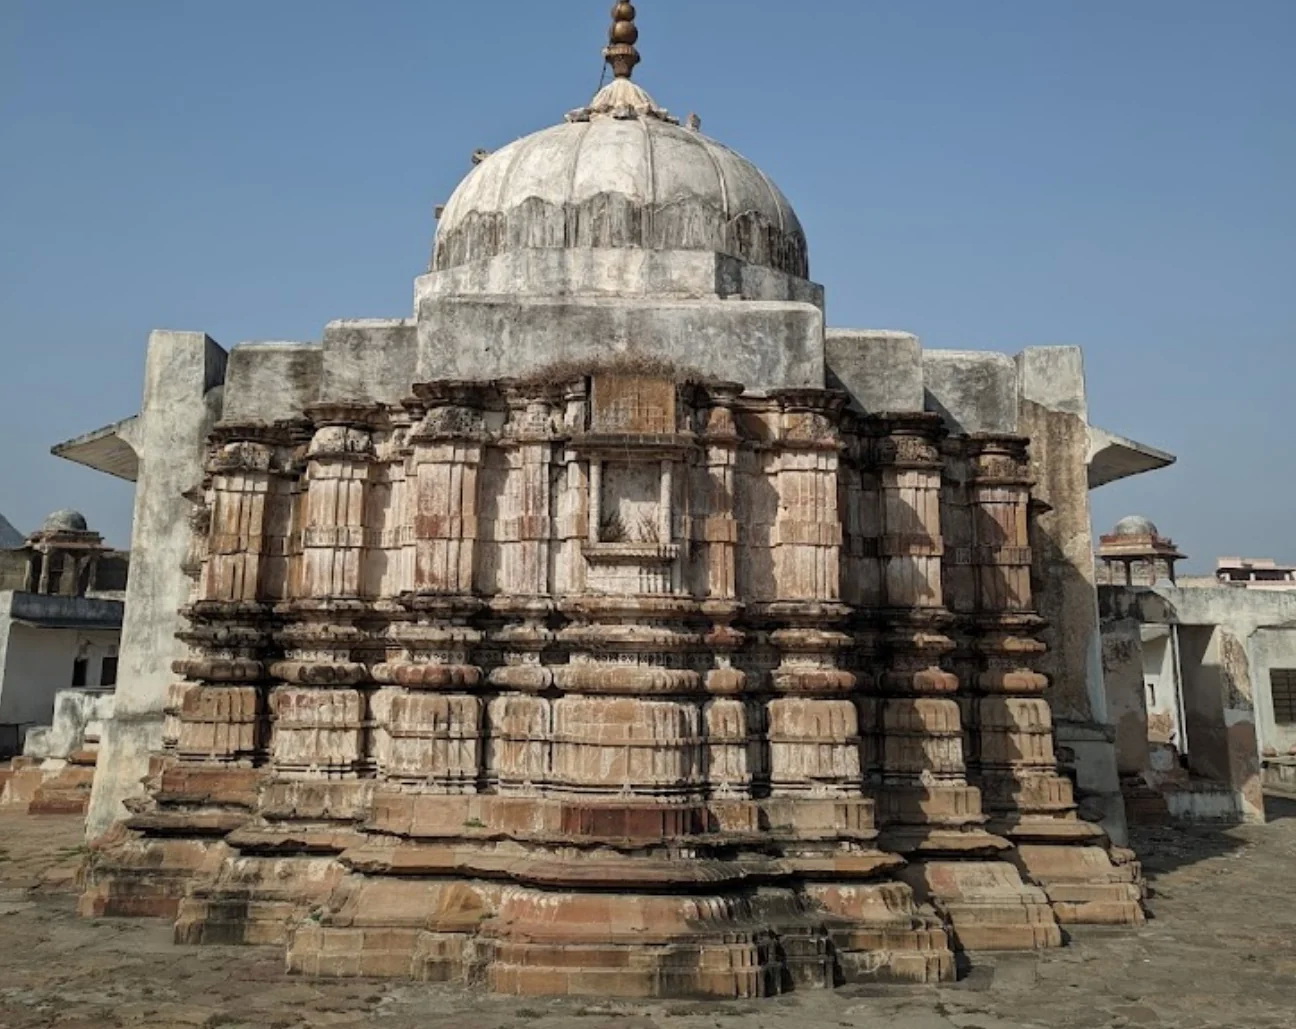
[2,1,1292,570]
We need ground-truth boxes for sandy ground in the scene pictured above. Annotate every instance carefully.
[1,798,1294,1029]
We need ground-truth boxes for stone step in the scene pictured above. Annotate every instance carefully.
[27,765,96,816]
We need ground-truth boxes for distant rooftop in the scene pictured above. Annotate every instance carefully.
[1217,557,1294,571]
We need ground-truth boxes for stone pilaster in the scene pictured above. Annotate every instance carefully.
[409,382,487,594]
[863,416,1060,952]
[963,435,1144,926]
[864,415,985,851]
[82,423,300,923]
[175,414,365,945]
[269,406,379,782]
[367,383,489,822]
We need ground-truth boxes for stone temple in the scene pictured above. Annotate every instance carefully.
[56,4,1174,1000]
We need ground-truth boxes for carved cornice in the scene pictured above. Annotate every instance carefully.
[304,402,381,429]
[965,433,1033,486]
[307,424,375,462]
[210,421,308,448]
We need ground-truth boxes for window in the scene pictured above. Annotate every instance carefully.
[71,658,88,688]
[99,656,118,687]
[1146,681,1157,707]
[1271,670,1296,725]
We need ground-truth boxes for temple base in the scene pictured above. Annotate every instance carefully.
[280,872,958,996]
[79,823,231,920]
[1009,844,1146,926]
[898,860,1062,951]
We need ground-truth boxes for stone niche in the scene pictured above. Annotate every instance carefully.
[81,367,1143,999]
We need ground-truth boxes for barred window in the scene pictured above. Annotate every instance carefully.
[1271,670,1296,725]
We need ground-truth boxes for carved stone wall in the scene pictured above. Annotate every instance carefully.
[81,371,1143,997]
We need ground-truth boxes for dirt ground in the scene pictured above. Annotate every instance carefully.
[2,799,1295,1029]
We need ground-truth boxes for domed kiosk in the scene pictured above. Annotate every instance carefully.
[75,1,1151,1002]
[1097,516,1185,587]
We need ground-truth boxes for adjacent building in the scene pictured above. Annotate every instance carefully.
[1097,517,1296,824]
[0,511,127,758]
[1181,557,1296,591]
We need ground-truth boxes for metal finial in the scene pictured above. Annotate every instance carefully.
[604,2,640,79]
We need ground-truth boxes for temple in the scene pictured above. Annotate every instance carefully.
[60,4,1164,999]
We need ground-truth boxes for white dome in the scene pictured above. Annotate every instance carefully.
[1113,515,1158,537]
[43,509,88,532]
[433,80,808,280]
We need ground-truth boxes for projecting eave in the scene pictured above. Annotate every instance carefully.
[1087,425,1176,490]
[51,415,141,483]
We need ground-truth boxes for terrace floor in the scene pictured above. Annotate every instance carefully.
[1,798,1294,1029]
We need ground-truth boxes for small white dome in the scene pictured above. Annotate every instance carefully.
[44,509,89,532]
[433,80,808,279]
[1113,515,1158,537]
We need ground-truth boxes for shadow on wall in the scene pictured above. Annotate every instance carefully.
[1030,502,1096,727]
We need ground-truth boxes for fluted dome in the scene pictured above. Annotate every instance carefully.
[1113,515,1158,537]
[433,79,808,280]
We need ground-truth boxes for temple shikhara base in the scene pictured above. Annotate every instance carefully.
[58,3,1161,1001]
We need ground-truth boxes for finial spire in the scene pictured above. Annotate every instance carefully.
[604,2,640,79]
[570,1,674,123]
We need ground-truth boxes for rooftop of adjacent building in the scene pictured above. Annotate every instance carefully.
[1097,514,1296,591]
[0,510,129,607]
[1197,556,1296,590]
[1217,556,1296,573]
[1097,515,1185,560]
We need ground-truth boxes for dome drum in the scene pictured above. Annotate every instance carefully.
[434,191,808,280]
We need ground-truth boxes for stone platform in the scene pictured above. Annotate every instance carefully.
[4,804,1295,1029]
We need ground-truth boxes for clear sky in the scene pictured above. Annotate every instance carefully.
[2,1,1292,570]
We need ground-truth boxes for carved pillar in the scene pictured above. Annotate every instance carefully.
[693,385,755,804]
[367,386,486,809]
[82,422,295,926]
[963,435,1066,832]
[862,418,1061,951]
[269,406,376,781]
[174,425,300,769]
[410,382,486,594]
[864,414,984,850]
[762,391,861,799]
[964,436,1145,927]
[484,383,563,797]
[360,411,412,599]
[370,599,483,793]
[839,412,883,792]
